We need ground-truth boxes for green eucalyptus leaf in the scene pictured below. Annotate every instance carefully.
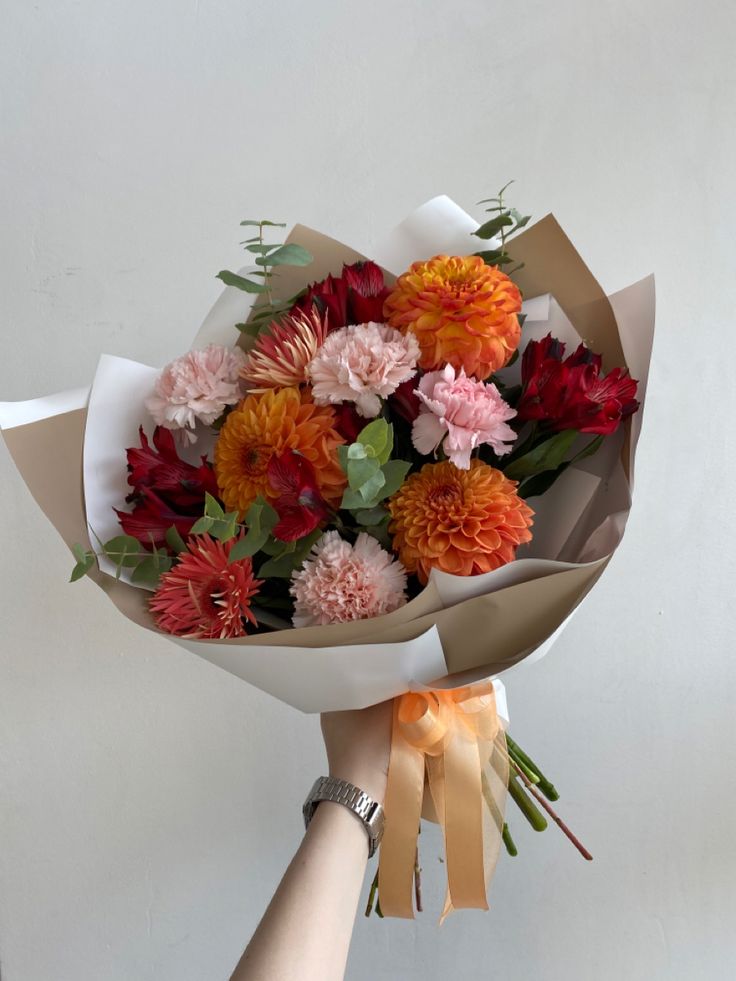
[257,529,321,578]
[341,487,374,510]
[165,526,187,554]
[190,516,214,535]
[359,468,388,502]
[503,430,578,481]
[227,497,278,562]
[255,243,312,267]
[348,457,381,492]
[69,545,95,582]
[204,493,225,520]
[131,550,173,585]
[375,459,411,500]
[337,444,350,473]
[474,214,514,240]
[216,270,268,294]
[347,442,368,460]
[239,219,286,228]
[355,505,389,526]
[357,418,391,460]
[236,321,264,338]
[210,512,239,543]
[102,535,142,568]
[245,243,280,255]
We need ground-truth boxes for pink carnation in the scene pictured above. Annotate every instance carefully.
[290,531,408,627]
[412,364,517,469]
[146,344,246,444]
[307,322,419,418]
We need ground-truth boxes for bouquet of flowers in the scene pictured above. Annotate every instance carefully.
[0,190,654,920]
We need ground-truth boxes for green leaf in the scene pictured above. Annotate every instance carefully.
[347,442,368,460]
[376,459,411,500]
[358,468,386,502]
[228,497,278,562]
[337,444,349,472]
[165,526,187,554]
[131,549,173,585]
[341,487,373,510]
[216,270,268,294]
[348,457,381,492]
[190,516,214,534]
[239,219,286,228]
[474,214,514,240]
[355,505,389,526]
[357,418,391,458]
[69,544,95,582]
[503,430,579,481]
[245,243,280,255]
[255,243,312,267]
[203,493,225,520]
[258,529,321,578]
[102,535,142,568]
[236,321,264,338]
[209,511,239,543]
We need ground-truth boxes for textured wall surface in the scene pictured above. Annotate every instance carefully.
[1,2,734,979]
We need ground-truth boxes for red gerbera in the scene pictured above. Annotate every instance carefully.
[116,426,221,550]
[516,334,639,435]
[150,533,261,639]
[266,450,331,541]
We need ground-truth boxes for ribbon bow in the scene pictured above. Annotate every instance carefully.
[378,680,508,921]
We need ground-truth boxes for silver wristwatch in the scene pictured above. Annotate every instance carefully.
[303,776,385,858]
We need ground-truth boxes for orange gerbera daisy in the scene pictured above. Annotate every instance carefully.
[383,254,522,380]
[388,460,533,582]
[214,387,346,513]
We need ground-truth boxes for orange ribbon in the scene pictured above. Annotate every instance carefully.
[378,681,507,921]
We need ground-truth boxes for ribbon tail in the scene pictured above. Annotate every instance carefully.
[378,698,426,919]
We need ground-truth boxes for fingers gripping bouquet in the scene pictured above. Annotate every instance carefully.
[0,190,654,920]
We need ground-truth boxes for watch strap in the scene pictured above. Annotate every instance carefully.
[303,776,384,858]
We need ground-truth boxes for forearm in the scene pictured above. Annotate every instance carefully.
[230,801,370,981]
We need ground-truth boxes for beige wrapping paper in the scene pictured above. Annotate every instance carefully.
[0,197,655,713]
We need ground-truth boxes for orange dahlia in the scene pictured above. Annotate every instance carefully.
[383,255,522,380]
[388,460,533,582]
[214,387,346,513]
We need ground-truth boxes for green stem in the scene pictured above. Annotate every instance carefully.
[507,772,548,832]
[506,734,559,801]
[507,745,539,785]
[365,870,379,917]
[502,823,518,857]
[509,759,593,861]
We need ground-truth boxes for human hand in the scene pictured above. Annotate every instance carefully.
[320,700,393,804]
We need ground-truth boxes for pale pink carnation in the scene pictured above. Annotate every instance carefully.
[146,344,247,444]
[290,531,408,627]
[412,364,517,469]
[307,322,419,418]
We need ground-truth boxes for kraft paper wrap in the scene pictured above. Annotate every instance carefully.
[0,197,655,714]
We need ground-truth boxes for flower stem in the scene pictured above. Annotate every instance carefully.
[507,770,548,831]
[509,758,593,861]
[502,822,518,857]
[506,733,559,801]
[365,870,380,917]
[414,845,423,913]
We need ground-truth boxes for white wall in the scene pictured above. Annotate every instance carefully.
[1,1,734,978]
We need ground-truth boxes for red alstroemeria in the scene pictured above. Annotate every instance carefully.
[388,377,422,424]
[332,402,365,443]
[291,260,390,328]
[116,426,221,550]
[517,334,639,435]
[342,260,391,323]
[266,450,332,542]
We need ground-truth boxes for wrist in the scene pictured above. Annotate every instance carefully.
[327,764,387,805]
